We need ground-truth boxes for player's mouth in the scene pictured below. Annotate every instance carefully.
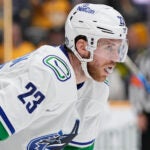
[104,66,114,75]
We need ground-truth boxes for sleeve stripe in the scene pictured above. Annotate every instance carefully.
[64,143,94,150]
[0,121,9,140]
[70,139,95,146]
[0,106,15,134]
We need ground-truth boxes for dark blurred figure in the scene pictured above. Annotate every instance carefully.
[0,0,3,30]
[129,50,150,150]
[13,0,32,29]
[46,27,65,46]
[24,26,65,48]
[30,0,71,29]
[108,0,146,25]
[0,22,35,63]
[12,22,35,59]
[112,22,149,99]
[132,0,148,22]
[24,26,48,47]
[127,22,149,61]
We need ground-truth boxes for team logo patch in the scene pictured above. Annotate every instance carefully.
[27,120,79,150]
[43,55,71,81]
[77,3,95,14]
[117,16,126,26]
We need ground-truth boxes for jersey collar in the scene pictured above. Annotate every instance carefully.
[59,45,69,60]
[59,45,85,90]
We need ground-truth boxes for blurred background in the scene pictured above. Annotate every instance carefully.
[1,0,150,150]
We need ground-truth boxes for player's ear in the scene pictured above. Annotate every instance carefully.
[76,39,89,58]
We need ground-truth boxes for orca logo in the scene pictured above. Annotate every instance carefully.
[27,120,79,150]
[43,55,71,81]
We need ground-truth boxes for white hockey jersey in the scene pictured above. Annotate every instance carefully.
[0,45,109,150]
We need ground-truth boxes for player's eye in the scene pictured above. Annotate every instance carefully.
[105,44,113,51]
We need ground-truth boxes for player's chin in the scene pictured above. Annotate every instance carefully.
[92,75,107,82]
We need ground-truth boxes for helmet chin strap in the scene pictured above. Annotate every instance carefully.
[81,61,92,79]
[71,45,94,79]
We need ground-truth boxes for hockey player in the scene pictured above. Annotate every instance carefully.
[0,3,128,150]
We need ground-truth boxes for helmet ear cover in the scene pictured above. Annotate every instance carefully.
[64,35,88,54]
[74,35,87,50]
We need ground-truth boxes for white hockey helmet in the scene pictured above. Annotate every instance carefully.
[65,3,128,63]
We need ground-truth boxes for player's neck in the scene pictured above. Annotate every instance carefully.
[68,52,87,84]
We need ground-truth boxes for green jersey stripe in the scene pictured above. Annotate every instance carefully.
[64,143,94,150]
[0,121,9,140]
[0,106,15,134]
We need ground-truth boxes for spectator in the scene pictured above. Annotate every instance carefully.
[127,22,149,61]
[13,0,32,29]
[46,26,65,46]
[108,0,145,25]
[129,50,150,150]
[0,0,3,30]
[0,22,35,63]
[30,0,71,29]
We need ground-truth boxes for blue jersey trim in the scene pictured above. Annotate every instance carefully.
[0,106,15,134]
[70,139,95,146]
[59,45,69,59]
[77,82,84,90]
[60,45,85,90]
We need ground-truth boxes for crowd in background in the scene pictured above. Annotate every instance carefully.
[0,0,150,149]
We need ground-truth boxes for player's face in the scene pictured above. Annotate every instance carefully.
[87,39,122,82]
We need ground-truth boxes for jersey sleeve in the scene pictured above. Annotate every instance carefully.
[0,47,55,140]
[64,143,95,150]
